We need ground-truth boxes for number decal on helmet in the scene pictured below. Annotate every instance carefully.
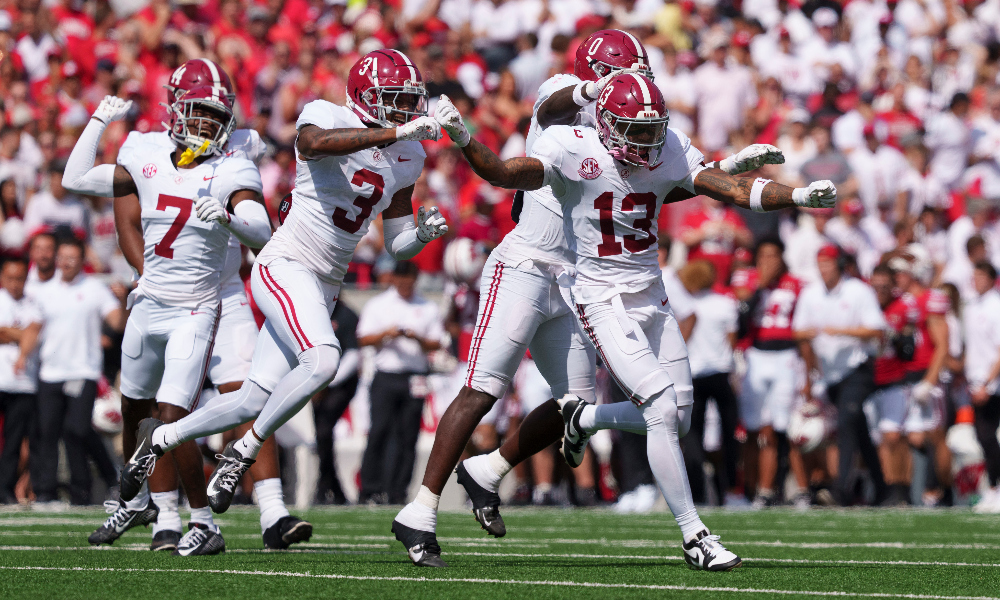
[598,81,615,106]
[359,57,375,76]
[588,37,603,56]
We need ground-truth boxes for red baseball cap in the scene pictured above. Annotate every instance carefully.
[817,245,840,261]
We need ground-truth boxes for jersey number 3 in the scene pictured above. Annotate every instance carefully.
[595,192,657,257]
[333,169,385,234]
[154,194,192,259]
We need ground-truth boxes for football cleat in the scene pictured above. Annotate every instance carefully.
[119,418,165,502]
[456,461,505,537]
[391,520,448,567]
[682,530,741,571]
[88,499,159,545]
[150,529,182,552]
[557,394,592,468]
[263,516,313,550]
[173,522,225,556]
[207,441,256,513]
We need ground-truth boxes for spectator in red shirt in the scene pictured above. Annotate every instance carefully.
[680,195,752,289]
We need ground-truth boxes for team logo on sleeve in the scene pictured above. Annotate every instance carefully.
[142,163,158,178]
[372,149,385,163]
[579,158,602,180]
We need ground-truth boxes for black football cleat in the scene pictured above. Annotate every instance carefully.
[682,530,741,571]
[150,529,182,552]
[207,441,256,514]
[119,418,165,502]
[391,520,448,567]
[173,522,225,556]
[456,461,505,537]
[88,499,159,545]
[263,516,313,550]
[557,394,592,468]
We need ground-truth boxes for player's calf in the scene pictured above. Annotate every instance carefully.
[119,418,165,502]
[456,460,505,537]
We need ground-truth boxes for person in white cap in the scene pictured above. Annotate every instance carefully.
[800,7,858,81]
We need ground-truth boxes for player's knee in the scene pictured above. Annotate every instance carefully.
[455,386,498,415]
[299,344,342,387]
[642,385,679,433]
[121,396,154,422]
[158,404,190,424]
[677,404,692,438]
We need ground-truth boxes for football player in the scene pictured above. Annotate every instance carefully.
[116,50,446,517]
[63,85,268,555]
[435,72,835,570]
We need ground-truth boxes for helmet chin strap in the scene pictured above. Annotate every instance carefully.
[178,139,212,166]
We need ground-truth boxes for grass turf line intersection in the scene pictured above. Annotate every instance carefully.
[0,507,997,599]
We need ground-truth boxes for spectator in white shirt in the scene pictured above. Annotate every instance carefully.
[794,244,887,505]
[30,238,126,505]
[357,261,445,504]
[24,232,58,295]
[22,159,89,239]
[678,260,742,506]
[0,257,42,504]
[693,32,757,153]
[924,93,972,191]
[963,261,1000,512]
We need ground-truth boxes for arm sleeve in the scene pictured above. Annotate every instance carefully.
[382,215,426,260]
[225,199,272,248]
[62,119,117,197]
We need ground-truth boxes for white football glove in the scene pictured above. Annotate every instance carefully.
[434,95,471,147]
[416,205,448,242]
[793,180,837,208]
[93,95,133,125]
[911,381,942,405]
[395,115,441,142]
[195,195,230,225]
[580,67,643,103]
[720,144,785,175]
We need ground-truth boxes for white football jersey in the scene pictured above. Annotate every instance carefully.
[495,73,596,269]
[532,125,705,303]
[118,131,263,309]
[257,100,425,285]
[151,129,267,301]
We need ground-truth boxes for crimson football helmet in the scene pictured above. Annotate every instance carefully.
[575,29,653,82]
[165,58,236,105]
[596,73,669,167]
[167,85,237,156]
[346,49,428,128]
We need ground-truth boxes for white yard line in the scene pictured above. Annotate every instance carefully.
[2,545,999,569]
[0,565,996,600]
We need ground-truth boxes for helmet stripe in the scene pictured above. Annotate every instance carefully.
[622,30,646,64]
[397,50,418,82]
[633,73,652,106]
[199,58,222,88]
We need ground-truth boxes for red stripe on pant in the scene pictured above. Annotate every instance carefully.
[190,303,222,412]
[261,264,313,352]
[466,262,504,388]
[575,303,639,406]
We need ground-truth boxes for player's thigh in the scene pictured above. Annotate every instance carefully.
[762,349,800,433]
[252,259,340,354]
[904,386,942,434]
[157,306,221,412]
[209,300,258,387]
[247,319,299,393]
[575,297,671,406]
[873,385,908,434]
[739,348,771,431]
[530,310,597,403]
[119,298,166,400]
[466,259,548,399]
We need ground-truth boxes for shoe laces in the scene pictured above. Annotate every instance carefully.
[698,534,726,557]
[178,526,208,550]
[102,501,131,529]
[135,450,157,478]
[213,454,248,492]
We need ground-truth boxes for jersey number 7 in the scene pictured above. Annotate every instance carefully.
[594,191,658,257]
[154,194,193,259]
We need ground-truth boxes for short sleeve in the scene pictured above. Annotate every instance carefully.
[22,299,43,324]
[229,129,268,165]
[95,282,120,318]
[533,74,583,113]
[662,128,705,193]
[222,158,264,201]
[925,289,950,315]
[355,297,385,338]
[296,100,339,131]
[857,283,888,330]
[792,287,815,331]
[116,131,144,172]
[530,129,571,198]
[723,296,739,333]
[421,302,446,342]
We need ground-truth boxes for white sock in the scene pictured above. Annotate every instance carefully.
[254,478,290,532]
[189,506,215,529]
[152,423,181,452]
[124,484,150,511]
[151,490,182,535]
[394,486,439,533]
[463,451,510,493]
[677,509,707,542]
[593,402,648,434]
[234,430,264,460]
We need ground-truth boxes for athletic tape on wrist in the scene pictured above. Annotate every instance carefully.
[573,82,592,107]
[750,178,772,213]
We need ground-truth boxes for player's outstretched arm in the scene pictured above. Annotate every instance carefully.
[63,96,138,197]
[296,117,441,159]
[708,144,785,175]
[434,95,545,190]
[693,168,837,212]
[381,184,448,260]
[195,190,272,248]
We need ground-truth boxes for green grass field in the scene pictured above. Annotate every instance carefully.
[0,506,998,600]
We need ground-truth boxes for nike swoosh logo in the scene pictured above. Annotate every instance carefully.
[649,163,663,171]
[191,311,201,315]
[411,549,424,562]
[240,302,248,306]
[398,157,411,162]
[661,299,668,306]
[203,176,216,181]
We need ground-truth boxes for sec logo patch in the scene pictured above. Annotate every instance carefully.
[142,163,157,178]
[579,157,602,180]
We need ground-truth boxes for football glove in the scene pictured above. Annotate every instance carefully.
[416,205,448,242]
[720,144,785,175]
[793,180,837,208]
[395,116,441,142]
[434,95,471,147]
[93,96,133,125]
[195,195,230,225]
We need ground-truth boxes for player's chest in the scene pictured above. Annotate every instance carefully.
[136,163,226,231]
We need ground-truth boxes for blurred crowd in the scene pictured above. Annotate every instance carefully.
[3,0,1000,508]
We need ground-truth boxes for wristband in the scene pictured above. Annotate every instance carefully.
[573,82,594,107]
[750,178,772,213]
